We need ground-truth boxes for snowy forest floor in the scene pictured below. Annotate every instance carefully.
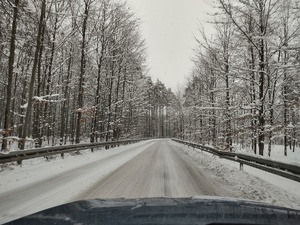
[232,143,300,167]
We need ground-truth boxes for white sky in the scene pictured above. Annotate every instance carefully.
[123,0,215,91]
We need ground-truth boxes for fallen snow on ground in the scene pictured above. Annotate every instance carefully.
[174,142,300,210]
[234,144,300,167]
[0,140,154,194]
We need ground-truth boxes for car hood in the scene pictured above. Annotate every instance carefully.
[5,196,300,225]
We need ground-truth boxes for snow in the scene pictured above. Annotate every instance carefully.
[234,144,300,167]
[20,103,28,109]
[174,142,300,210]
[0,140,155,223]
[241,105,255,110]
[197,107,225,110]
[33,96,44,102]
[5,136,20,141]
[1,139,300,223]
[33,94,62,103]
[0,141,153,193]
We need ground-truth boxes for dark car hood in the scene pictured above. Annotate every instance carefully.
[5,196,300,225]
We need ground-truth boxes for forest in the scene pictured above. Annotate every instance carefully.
[183,0,300,157]
[1,0,300,158]
[0,0,181,152]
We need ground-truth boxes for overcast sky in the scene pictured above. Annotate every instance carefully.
[122,0,214,91]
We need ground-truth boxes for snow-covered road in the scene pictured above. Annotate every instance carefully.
[1,139,300,224]
[0,140,156,223]
[76,140,230,199]
[0,139,229,223]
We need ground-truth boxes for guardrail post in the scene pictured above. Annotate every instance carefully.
[240,163,244,171]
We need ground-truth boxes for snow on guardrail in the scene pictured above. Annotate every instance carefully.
[172,138,300,183]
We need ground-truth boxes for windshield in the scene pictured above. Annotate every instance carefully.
[0,0,300,224]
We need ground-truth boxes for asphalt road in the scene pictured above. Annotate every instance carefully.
[0,139,231,223]
[77,139,229,199]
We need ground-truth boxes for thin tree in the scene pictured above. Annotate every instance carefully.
[75,0,92,144]
[20,0,46,150]
[1,0,20,151]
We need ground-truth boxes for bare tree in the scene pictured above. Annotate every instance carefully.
[20,0,46,150]
[1,0,19,151]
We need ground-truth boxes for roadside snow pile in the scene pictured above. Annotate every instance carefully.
[174,143,300,210]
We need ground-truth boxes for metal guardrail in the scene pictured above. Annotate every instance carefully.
[172,138,300,183]
[0,139,146,164]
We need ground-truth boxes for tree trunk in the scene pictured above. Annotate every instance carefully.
[32,21,45,148]
[20,0,46,150]
[211,88,216,146]
[76,1,90,144]
[258,1,266,156]
[91,43,104,144]
[106,59,115,143]
[258,42,265,156]
[225,59,232,151]
[2,0,19,152]
[248,12,257,154]
[282,2,290,156]
[113,61,123,140]
[60,45,73,145]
